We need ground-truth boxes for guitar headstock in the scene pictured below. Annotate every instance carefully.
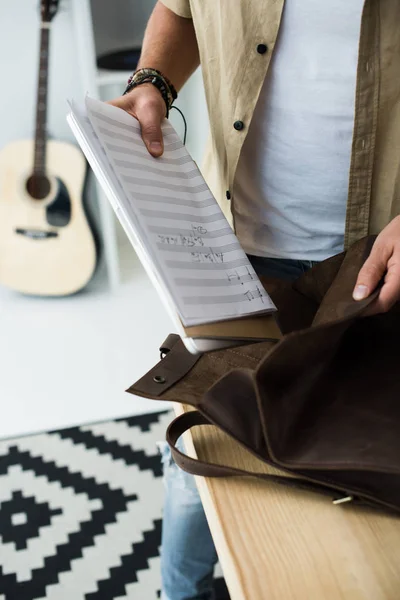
[41,0,60,23]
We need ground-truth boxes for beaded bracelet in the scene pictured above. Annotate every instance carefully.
[123,68,178,118]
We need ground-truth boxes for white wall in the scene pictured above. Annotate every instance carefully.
[0,0,208,162]
[0,0,157,144]
[0,0,81,146]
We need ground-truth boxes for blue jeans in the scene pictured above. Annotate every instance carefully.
[160,257,317,600]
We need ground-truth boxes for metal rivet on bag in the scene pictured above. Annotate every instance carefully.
[153,375,166,384]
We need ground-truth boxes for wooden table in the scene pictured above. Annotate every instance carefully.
[176,405,400,600]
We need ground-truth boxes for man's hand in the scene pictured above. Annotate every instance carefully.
[106,2,199,157]
[353,216,400,313]
[108,84,166,157]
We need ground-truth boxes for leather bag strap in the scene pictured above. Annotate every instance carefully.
[159,333,181,357]
[166,411,352,502]
[128,336,201,397]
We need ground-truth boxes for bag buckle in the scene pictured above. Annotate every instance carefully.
[332,495,354,505]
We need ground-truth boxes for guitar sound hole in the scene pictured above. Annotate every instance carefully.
[26,174,51,200]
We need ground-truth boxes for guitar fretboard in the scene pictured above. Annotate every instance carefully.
[34,24,50,176]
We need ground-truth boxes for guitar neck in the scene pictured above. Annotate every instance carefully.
[34,22,51,177]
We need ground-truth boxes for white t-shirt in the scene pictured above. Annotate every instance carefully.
[234,0,364,261]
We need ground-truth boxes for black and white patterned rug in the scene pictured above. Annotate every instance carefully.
[0,411,230,600]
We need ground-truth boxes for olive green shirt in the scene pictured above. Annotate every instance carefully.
[161,0,400,247]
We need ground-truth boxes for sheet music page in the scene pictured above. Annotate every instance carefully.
[84,97,276,327]
[67,101,165,279]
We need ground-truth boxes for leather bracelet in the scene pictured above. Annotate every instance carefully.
[131,68,177,102]
[123,68,178,118]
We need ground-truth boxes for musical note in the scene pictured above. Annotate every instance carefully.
[191,249,224,263]
[244,286,265,303]
[245,266,255,281]
[158,232,205,247]
[227,269,243,284]
[191,224,208,235]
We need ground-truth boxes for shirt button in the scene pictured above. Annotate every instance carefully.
[226,190,231,200]
[257,43,268,54]
[233,120,244,131]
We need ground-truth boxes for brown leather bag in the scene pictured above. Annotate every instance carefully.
[128,237,400,514]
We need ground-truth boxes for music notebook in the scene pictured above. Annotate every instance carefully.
[67,97,279,353]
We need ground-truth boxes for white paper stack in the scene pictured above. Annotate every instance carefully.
[68,97,277,350]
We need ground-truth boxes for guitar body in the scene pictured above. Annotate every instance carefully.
[0,139,97,296]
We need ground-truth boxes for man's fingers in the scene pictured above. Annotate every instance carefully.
[365,279,399,315]
[377,283,400,313]
[353,243,390,301]
[107,86,166,157]
[138,106,164,157]
[107,97,123,108]
[376,265,400,311]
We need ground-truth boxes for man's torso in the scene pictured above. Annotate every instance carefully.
[161,0,400,249]
[234,0,365,260]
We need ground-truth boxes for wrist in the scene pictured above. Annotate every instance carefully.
[123,68,178,118]
[126,83,166,111]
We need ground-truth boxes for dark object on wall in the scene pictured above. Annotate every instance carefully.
[129,236,400,516]
[97,48,141,71]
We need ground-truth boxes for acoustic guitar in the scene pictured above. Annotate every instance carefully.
[0,0,97,296]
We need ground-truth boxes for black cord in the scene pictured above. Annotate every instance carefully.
[170,105,188,145]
